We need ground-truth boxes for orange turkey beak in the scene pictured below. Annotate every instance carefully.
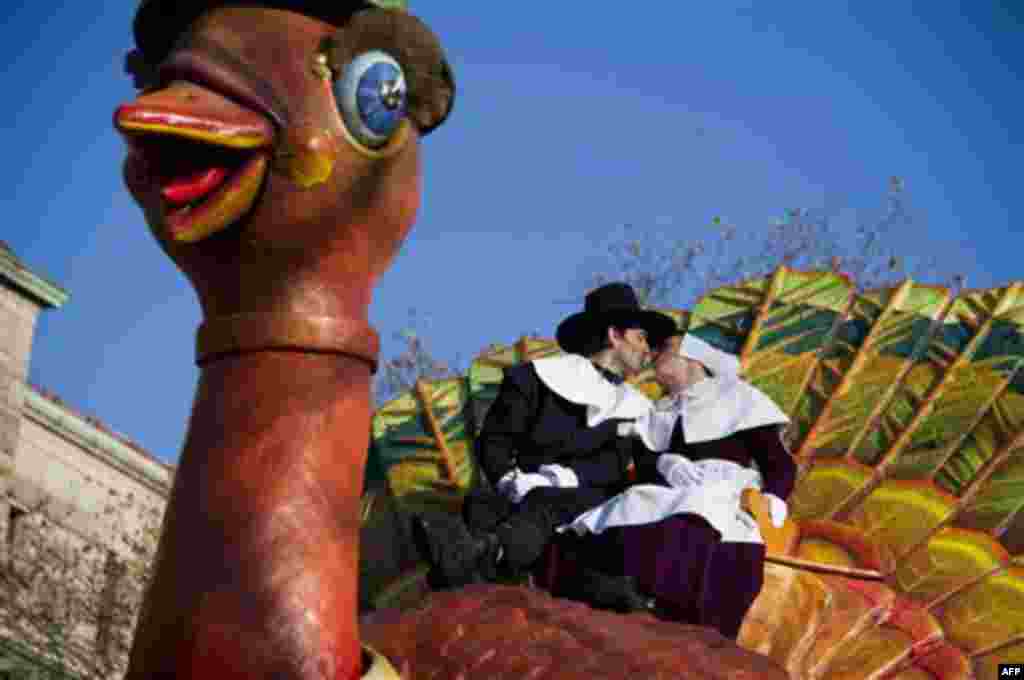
[115,79,275,243]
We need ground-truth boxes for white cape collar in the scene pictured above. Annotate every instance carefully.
[638,376,789,450]
[531,354,652,426]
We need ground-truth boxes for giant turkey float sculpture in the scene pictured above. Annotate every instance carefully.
[113,1,786,678]
[113,1,1022,678]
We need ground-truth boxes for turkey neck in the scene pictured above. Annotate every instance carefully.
[126,350,371,680]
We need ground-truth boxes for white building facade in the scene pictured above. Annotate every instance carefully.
[0,243,171,678]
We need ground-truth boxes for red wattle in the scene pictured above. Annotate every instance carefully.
[162,167,229,204]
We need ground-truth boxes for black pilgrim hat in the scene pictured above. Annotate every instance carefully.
[556,283,677,355]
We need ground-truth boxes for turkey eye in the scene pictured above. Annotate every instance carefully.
[333,50,407,149]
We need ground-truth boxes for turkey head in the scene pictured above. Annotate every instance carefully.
[116,2,454,334]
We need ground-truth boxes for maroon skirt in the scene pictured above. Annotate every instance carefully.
[617,513,766,640]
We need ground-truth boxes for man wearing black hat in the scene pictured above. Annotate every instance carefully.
[412,282,677,607]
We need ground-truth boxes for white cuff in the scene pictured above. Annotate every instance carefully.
[537,464,579,488]
[764,493,788,527]
[496,469,519,492]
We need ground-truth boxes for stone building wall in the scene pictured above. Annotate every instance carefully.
[0,243,172,677]
[0,244,46,561]
[12,391,171,554]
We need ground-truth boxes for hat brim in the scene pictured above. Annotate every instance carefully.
[556,309,677,355]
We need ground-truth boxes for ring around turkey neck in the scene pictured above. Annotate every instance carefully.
[114,2,453,678]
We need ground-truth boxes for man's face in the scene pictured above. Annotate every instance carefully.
[654,336,707,390]
[609,326,651,377]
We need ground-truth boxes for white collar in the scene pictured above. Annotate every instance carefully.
[532,354,652,426]
[678,334,740,377]
[639,376,789,449]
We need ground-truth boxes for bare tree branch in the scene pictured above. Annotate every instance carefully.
[373,309,467,407]
[578,178,948,309]
[370,178,957,410]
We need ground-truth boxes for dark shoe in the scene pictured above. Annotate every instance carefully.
[573,569,657,614]
[410,514,501,589]
[648,597,694,625]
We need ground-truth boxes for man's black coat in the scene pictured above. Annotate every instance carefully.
[477,362,647,491]
[459,361,648,569]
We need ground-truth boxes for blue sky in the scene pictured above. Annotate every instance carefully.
[2,2,1021,462]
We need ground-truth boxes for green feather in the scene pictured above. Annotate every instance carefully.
[368,0,408,10]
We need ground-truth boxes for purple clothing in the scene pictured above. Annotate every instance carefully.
[571,423,790,639]
[620,515,765,640]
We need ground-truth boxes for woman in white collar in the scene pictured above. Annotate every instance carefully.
[565,332,796,640]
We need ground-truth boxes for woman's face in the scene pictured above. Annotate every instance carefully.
[654,337,708,391]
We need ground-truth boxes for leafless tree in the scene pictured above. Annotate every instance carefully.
[372,178,959,408]
[373,309,466,407]
[581,177,956,308]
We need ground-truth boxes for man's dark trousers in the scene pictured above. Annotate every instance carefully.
[463,485,617,570]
